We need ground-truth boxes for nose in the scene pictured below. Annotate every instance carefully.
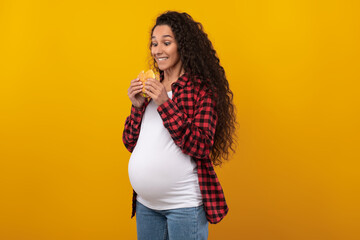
[152,45,163,57]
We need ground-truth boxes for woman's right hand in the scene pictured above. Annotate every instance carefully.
[128,78,145,109]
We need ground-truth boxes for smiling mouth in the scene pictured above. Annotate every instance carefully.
[157,57,168,61]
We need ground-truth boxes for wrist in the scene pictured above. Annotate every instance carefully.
[132,104,143,110]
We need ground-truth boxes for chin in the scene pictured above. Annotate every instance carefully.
[158,65,168,71]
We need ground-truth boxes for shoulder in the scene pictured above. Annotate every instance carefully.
[175,73,216,103]
[183,75,217,111]
[182,73,211,93]
[189,75,216,100]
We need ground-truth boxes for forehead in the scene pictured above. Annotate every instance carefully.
[152,25,174,38]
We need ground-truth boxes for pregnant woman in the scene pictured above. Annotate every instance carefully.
[123,11,237,240]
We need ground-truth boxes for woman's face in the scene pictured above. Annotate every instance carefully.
[151,25,182,72]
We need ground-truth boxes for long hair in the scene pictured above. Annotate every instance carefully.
[149,11,237,166]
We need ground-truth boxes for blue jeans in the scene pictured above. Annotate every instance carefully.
[136,201,209,240]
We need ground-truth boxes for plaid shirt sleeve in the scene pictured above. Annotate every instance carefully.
[157,90,217,159]
[157,80,228,224]
[122,104,146,152]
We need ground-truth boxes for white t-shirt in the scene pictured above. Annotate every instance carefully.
[128,91,203,210]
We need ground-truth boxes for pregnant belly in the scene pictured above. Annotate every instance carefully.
[128,149,197,201]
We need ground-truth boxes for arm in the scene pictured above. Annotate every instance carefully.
[122,105,145,152]
[157,90,217,159]
[122,78,147,152]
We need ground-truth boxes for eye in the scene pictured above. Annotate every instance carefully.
[151,42,158,47]
[164,41,171,46]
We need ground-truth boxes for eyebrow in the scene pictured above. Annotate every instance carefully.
[151,35,173,39]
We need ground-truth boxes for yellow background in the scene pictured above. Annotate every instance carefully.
[1,0,359,239]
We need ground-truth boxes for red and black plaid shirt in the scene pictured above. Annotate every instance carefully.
[122,72,228,224]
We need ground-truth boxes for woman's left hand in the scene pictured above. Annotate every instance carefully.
[144,78,169,106]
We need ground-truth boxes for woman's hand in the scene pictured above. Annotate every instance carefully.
[145,78,169,106]
[128,78,145,109]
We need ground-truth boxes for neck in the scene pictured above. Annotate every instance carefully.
[163,67,184,83]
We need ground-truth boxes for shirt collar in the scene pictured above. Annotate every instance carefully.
[160,71,190,88]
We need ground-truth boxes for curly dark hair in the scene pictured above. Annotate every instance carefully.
[149,11,237,166]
